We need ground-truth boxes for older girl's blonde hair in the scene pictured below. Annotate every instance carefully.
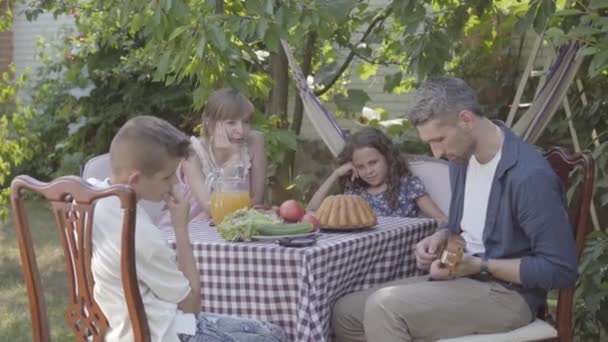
[200,88,254,137]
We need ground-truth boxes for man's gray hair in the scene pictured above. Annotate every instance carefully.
[407,76,483,125]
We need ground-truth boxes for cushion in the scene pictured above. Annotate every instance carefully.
[408,156,451,217]
[438,319,558,342]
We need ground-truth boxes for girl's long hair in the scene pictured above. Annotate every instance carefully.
[337,127,410,209]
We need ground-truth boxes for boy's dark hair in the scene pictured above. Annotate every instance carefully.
[110,115,190,176]
[337,126,410,209]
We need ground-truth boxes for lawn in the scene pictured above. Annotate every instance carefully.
[0,198,71,341]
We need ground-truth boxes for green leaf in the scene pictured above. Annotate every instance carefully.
[334,89,371,113]
[170,0,189,18]
[590,0,608,10]
[264,0,273,15]
[256,19,269,41]
[580,46,598,57]
[545,27,565,38]
[532,0,556,34]
[589,49,608,78]
[554,8,584,16]
[355,63,378,81]
[157,51,172,78]
[245,0,263,14]
[208,24,228,51]
[168,26,188,41]
[196,36,207,57]
[192,85,210,109]
[264,23,280,52]
[568,26,602,38]
[317,0,358,23]
[384,72,403,93]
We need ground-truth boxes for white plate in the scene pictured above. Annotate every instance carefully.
[252,231,318,241]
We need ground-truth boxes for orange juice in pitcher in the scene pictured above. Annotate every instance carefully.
[210,191,252,225]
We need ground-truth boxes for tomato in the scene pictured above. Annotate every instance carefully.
[300,213,320,231]
[279,200,305,222]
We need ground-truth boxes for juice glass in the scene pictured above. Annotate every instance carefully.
[210,191,252,225]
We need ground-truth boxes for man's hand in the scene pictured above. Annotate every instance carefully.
[415,229,449,270]
[429,255,482,280]
[163,190,190,230]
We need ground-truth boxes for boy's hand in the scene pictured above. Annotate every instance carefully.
[163,190,190,231]
[333,162,358,182]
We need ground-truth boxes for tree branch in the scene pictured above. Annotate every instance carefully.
[291,31,317,135]
[346,45,405,66]
[313,7,393,96]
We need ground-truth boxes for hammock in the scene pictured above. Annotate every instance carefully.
[282,40,346,157]
[511,41,583,143]
[282,39,582,154]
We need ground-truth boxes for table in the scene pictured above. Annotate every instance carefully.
[160,217,436,341]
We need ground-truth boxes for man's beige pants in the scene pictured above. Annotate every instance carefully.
[332,276,533,342]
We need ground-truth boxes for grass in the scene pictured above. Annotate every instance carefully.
[0,198,71,341]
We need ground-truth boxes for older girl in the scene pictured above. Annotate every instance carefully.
[160,88,267,223]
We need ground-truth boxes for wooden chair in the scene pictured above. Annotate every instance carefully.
[440,146,594,342]
[10,175,151,342]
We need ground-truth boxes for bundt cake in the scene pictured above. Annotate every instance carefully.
[315,195,377,229]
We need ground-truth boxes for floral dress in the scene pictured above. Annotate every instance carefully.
[345,176,427,217]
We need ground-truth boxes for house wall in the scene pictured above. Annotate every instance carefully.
[11,3,74,78]
[0,4,13,74]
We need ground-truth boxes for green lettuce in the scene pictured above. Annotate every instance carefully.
[217,208,280,242]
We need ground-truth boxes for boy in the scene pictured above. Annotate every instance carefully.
[89,115,286,342]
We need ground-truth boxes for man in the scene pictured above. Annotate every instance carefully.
[331,77,577,341]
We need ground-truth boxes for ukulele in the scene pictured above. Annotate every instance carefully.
[439,234,466,273]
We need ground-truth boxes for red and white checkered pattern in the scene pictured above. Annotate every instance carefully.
[160,217,436,341]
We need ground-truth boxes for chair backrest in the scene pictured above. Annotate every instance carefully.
[10,175,150,342]
[408,155,451,217]
[81,154,112,182]
[81,153,165,224]
[541,146,594,341]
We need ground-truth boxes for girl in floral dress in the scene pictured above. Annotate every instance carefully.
[307,127,447,224]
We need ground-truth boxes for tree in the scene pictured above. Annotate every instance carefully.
[2,0,606,201]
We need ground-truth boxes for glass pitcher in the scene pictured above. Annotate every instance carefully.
[207,168,251,225]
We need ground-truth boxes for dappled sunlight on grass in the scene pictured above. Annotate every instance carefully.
[0,199,72,340]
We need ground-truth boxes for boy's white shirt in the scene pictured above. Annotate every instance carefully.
[88,178,196,342]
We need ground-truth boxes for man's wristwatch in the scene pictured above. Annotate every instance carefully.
[479,257,490,277]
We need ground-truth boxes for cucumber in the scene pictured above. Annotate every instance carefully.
[257,223,314,236]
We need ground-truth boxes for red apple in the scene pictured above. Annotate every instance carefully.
[300,213,320,231]
[279,200,305,222]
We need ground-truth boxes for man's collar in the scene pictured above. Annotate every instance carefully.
[493,120,519,179]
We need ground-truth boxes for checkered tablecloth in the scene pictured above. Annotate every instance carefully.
[160,217,436,342]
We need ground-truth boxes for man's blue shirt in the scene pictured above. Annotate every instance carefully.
[447,122,578,315]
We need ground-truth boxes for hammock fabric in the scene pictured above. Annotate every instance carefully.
[282,40,346,157]
[282,40,582,154]
[512,41,583,143]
